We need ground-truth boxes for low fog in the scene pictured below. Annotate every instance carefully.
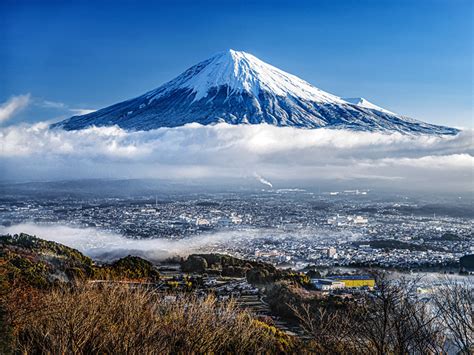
[1,122,473,192]
[0,223,240,261]
[0,223,314,262]
[0,223,359,262]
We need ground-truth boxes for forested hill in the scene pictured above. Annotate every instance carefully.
[0,233,160,288]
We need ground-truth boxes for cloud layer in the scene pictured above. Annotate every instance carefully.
[1,122,472,192]
[0,94,31,123]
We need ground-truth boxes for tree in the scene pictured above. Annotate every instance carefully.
[433,279,473,354]
[290,303,353,354]
[351,273,444,354]
[290,272,445,354]
[181,255,208,273]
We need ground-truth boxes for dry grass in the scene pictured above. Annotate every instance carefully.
[6,284,294,354]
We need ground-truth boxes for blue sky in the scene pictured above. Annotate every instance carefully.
[1,0,472,127]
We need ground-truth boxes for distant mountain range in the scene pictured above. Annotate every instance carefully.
[53,50,457,135]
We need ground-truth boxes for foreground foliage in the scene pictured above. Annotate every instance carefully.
[282,275,473,354]
[1,234,472,354]
[0,234,160,287]
[4,284,294,354]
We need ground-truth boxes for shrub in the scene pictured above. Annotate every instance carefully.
[92,255,160,281]
[6,284,296,354]
[181,255,208,273]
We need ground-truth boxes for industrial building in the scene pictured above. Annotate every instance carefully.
[327,275,375,288]
[311,279,345,291]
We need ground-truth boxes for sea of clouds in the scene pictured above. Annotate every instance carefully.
[1,121,472,191]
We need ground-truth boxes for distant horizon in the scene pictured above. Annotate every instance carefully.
[2,176,474,198]
[1,0,472,128]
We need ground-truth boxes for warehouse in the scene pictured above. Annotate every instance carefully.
[327,275,375,288]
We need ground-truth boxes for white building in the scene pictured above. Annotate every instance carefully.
[327,247,337,258]
[353,216,368,224]
[312,279,345,291]
[196,218,210,226]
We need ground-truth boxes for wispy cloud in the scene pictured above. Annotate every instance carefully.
[39,99,95,116]
[0,94,31,123]
[40,100,67,109]
[69,108,96,115]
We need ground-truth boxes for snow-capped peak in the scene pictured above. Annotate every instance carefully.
[149,49,346,104]
[54,49,458,135]
[343,97,395,115]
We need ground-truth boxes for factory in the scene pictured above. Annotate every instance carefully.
[311,279,345,291]
[327,275,375,289]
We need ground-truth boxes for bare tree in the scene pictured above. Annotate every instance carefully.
[433,279,473,354]
[291,272,444,354]
[352,273,444,355]
[290,302,355,354]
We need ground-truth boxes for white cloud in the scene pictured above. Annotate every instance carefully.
[39,99,96,116]
[0,94,31,123]
[69,108,96,115]
[41,100,67,109]
[0,122,472,192]
[0,223,316,261]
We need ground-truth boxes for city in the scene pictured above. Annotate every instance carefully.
[1,185,471,271]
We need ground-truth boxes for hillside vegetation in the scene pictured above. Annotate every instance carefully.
[0,234,294,354]
[182,253,310,285]
[5,285,292,354]
[1,233,472,354]
[0,233,160,287]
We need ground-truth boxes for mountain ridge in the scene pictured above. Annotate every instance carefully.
[53,49,458,135]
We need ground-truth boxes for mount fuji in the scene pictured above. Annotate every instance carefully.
[53,50,457,134]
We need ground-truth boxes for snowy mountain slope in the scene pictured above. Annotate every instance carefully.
[53,50,458,135]
[147,50,347,104]
[342,97,395,115]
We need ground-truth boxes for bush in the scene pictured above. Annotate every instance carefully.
[92,255,160,281]
[6,284,295,354]
[181,255,208,273]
